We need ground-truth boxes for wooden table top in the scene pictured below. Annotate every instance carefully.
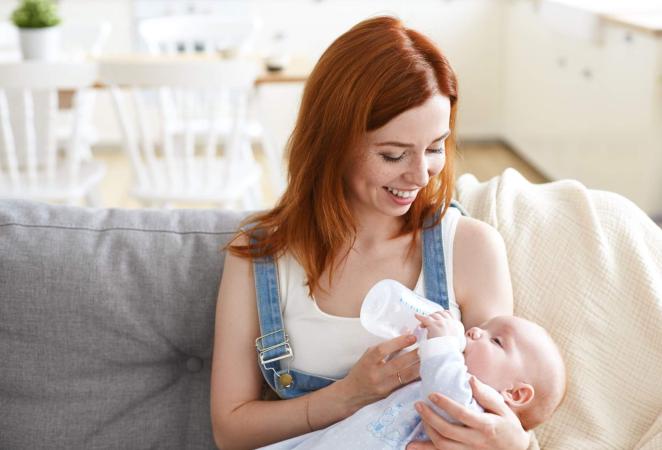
[96,53,312,85]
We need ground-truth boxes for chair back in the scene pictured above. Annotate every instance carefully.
[138,15,260,56]
[0,62,98,198]
[61,21,112,58]
[99,59,262,206]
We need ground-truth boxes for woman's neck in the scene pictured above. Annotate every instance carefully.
[351,210,406,252]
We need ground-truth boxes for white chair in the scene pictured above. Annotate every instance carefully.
[0,21,111,159]
[0,62,105,205]
[99,59,263,209]
[57,21,113,156]
[138,15,285,194]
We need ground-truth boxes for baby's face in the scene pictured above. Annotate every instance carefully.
[463,316,547,393]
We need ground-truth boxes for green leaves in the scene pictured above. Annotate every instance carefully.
[11,0,61,29]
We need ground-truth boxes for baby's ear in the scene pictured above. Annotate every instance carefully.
[502,382,534,407]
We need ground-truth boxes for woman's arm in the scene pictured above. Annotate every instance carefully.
[407,217,528,450]
[453,216,513,328]
[210,236,348,449]
[210,235,421,449]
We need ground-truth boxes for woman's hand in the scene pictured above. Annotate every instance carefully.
[337,333,420,414]
[406,376,529,450]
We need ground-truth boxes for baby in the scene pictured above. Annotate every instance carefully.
[260,311,566,450]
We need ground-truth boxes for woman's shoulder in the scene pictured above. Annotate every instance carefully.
[231,231,250,246]
[453,216,508,279]
[454,215,505,252]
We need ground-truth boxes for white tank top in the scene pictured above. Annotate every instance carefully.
[277,208,462,379]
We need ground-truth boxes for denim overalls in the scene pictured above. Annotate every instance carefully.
[252,204,465,399]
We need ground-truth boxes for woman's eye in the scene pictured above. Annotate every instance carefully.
[491,337,503,348]
[380,153,405,162]
[427,146,445,155]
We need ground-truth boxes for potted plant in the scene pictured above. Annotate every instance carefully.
[11,0,61,60]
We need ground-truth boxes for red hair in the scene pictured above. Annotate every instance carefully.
[231,16,459,295]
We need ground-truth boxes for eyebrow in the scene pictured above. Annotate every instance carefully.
[375,130,451,148]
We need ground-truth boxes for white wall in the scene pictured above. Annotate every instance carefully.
[501,1,662,213]
[1,0,503,147]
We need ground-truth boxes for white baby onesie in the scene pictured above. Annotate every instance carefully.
[259,334,493,450]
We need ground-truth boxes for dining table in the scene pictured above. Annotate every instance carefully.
[0,46,311,108]
[42,53,313,107]
[94,53,312,86]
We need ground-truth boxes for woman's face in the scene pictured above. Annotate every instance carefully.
[345,94,451,220]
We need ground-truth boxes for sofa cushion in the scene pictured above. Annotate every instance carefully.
[0,200,245,449]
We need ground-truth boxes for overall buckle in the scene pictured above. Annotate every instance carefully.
[255,329,293,367]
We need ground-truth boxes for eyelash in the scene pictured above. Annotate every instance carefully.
[491,337,503,348]
[380,147,445,163]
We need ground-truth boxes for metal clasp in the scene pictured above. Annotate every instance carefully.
[255,329,293,367]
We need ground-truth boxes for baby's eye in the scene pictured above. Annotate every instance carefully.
[491,337,503,348]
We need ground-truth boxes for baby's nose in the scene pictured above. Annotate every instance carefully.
[466,327,483,339]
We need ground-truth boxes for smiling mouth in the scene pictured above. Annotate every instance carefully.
[384,186,418,199]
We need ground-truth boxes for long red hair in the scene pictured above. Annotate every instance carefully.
[230,16,459,295]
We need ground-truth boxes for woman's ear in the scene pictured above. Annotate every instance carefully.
[502,382,535,407]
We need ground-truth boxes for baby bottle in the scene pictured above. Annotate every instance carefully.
[360,279,444,340]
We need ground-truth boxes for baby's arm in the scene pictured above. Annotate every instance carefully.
[416,312,483,423]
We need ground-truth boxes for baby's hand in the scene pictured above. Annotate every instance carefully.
[415,311,465,339]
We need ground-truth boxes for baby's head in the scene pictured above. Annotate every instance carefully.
[463,315,566,430]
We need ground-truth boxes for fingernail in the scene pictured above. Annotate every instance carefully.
[429,393,439,402]
[415,402,423,413]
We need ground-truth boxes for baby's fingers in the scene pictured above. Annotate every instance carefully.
[415,313,430,327]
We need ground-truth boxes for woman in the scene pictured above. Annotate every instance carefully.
[210,16,529,450]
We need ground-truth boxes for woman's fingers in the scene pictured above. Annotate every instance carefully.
[406,425,467,450]
[372,334,417,362]
[416,401,482,445]
[390,347,419,369]
[426,392,487,430]
[385,348,420,386]
[398,360,421,385]
[420,420,468,450]
[469,376,514,418]
[406,442,435,450]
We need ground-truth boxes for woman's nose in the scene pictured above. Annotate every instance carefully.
[405,153,430,187]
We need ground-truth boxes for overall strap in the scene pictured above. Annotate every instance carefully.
[421,202,468,309]
[252,248,336,398]
[422,209,449,310]
[251,242,292,382]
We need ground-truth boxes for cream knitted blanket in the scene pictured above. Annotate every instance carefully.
[456,169,662,450]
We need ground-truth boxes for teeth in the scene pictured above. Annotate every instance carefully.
[387,187,416,199]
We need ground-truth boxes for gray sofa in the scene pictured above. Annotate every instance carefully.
[1,199,245,449]
[2,169,661,450]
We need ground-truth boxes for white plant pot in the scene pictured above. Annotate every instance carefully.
[18,26,60,61]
